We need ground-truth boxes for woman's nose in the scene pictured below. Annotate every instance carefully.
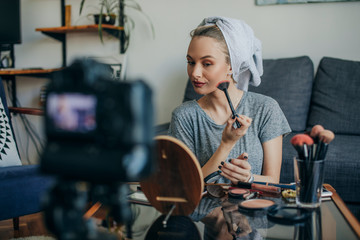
[190,64,202,79]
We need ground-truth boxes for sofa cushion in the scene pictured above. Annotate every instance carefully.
[249,56,314,132]
[0,165,55,220]
[307,57,360,135]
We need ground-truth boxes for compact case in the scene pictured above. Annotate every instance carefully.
[228,188,250,199]
[204,171,229,198]
[238,199,276,211]
[267,206,311,225]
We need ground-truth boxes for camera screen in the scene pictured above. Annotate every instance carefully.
[47,93,97,133]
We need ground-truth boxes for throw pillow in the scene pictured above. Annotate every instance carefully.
[0,96,21,167]
[249,56,314,132]
[307,57,360,135]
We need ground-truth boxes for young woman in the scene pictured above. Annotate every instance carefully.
[168,16,291,184]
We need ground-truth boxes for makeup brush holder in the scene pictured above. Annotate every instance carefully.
[294,157,325,208]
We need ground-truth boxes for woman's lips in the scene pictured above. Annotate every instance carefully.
[193,81,206,88]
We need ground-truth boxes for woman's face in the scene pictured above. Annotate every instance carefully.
[186,36,231,95]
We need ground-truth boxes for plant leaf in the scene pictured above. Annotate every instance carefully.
[80,0,155,50]
[124,0,142,11]
[99,4,104,43]
[80,0,86,14]
[122,1,155,39]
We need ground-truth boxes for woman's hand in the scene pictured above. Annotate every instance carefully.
[219,152,251,185]
[221,115,252,146]
[202,115,251,179]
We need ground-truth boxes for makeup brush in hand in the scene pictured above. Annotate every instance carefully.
[290,134,314,160]
[216,80,241,128]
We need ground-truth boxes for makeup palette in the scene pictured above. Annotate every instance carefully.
[238,199,276,211]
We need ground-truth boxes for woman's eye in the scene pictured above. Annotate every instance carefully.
[203,63,212,67]
[187,61,195,65]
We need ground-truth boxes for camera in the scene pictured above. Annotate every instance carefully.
[41,58,155,183]
[39,59,156,240]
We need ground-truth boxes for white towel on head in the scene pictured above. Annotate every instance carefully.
[199,16,263,91]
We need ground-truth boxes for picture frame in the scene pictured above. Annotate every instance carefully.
[256,0,360,5]
[88,54,127,81]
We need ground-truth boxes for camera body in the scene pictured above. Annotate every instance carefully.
[41,59,155,183]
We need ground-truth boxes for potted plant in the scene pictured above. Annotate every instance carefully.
[79,0,154,53]
[92,0,118,25]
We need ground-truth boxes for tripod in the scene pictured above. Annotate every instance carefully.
[43,179,133,240]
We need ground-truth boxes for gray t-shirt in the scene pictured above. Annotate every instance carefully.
[168,91,291,176]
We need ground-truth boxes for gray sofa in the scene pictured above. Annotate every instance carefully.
[249,56,360,221]
[157,56,360,220]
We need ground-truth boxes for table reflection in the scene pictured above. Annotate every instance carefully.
[189,192,322,240]
[190,194,278,240]
[129,191,325,240]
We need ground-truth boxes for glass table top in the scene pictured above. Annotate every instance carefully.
[125,185,359,240]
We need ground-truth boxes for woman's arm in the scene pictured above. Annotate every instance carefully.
[220,135,283,184]
[201,138,236,178]
[202,115,252,178]
[254,135,283,183]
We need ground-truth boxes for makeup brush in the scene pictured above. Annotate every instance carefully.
[310,125,325,140]
[216,80,241,128]
[290,134,314,160]
[310,125,325,159]
[316,130,335,160]
[318,130,335,144]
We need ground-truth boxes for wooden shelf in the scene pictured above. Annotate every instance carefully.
[0,68,61,109]
[36,24,124,41]
[8,107,43,116]
[0,68,62,76]
[36,24,124,34]
[36,24,125,67]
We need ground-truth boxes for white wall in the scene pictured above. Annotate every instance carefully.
[10,0,360,163]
